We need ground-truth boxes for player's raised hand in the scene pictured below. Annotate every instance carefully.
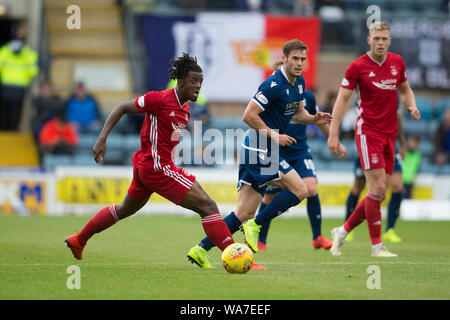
[328,134,341,156]
[406,106,421,120]
[314,112,333,125]
[93,138,107,164]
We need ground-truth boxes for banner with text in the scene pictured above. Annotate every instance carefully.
[140,13,321,101]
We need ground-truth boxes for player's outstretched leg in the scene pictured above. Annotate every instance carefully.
[64,194,149,260]
[187,211,242,268]
[180,181,234,253]
[243,170,306,253]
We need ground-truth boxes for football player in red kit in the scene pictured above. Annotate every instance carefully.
[64,53,234,260]
[328,22,421,257]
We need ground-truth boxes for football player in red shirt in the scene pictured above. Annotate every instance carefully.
[328,22,421,257]
[64,53,235,260]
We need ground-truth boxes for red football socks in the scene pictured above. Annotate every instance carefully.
[77,205,119,246]
[365,193,383,245]
[201,213,234,251]
[344,197,367,233]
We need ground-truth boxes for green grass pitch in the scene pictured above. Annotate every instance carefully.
[0,215,449,300]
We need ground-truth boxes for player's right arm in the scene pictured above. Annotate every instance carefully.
[328,87,353,156]
[243,100,296,147]
[93,99,139,163]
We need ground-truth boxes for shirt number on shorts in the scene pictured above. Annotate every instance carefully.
[303,159,316,175]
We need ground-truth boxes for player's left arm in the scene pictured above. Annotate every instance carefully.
[292,100,332,125]
[93,99,139,163]
[398,80,421,121]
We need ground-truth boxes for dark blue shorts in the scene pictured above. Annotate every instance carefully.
[265,153,316,195]
[237,145,293,196]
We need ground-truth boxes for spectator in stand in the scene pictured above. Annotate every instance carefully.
[294,0,315,16]
[31,80,64,140]
[402,135,421,199]
[434,108,450,165]
[38,110,79,156]
[65,82,102,133]
[0,22,38,131]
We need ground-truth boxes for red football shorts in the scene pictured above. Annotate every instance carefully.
[355,132,396,175]
[127,163,196,205]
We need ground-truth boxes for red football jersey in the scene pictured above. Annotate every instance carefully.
[132,88,190,171]
[341,52,407,137]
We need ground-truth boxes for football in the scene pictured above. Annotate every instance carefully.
[221,243,254,274]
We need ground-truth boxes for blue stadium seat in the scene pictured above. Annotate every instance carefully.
[420,162,439,174]
[329,161,354,172]
[102,149,124,165]
[307,139,323,155]
[435,97,450,120]
[123,134,141,152]
[77,133,97,150]
[209,117,247,131]
[107,134,124,150]
[418,141,434,158]
[415,96,435,119]
[42,154,72,167]
[72,153,96,166]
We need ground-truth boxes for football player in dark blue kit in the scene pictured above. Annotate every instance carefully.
[257,89,347,251]
[187,40,332,269]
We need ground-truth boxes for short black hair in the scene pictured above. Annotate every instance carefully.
[168,52,202,80]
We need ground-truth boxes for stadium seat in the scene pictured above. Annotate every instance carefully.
[123,134,141,152]
[403,118,430,137]
[435,97,450,119]
[107,133,124,150]
[438,164,450,175]
[415,96,435,119]
[209,117,248,131]
[420,162,439,174]
[418,141,434,158]
[102,149,124,165]
[329,161,354,172]
[307,139,323,155]
[72,153,96,166]
[77,133,97,150]
[42,154,72,167]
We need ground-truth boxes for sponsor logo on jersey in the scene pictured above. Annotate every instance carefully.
[270,81,277,88]
[372,78,397,90]
[342,78,350,86]
[255,91,268,105]
[390,65,398,76]
[298,84,303,94]
[170,111,175,117]
[369,71,376,77]
[137,96,145,107]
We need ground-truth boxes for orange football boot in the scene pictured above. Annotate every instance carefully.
[250,262,267,271]
[257,241,267,251]
[64,234,85,260]
[312,235,333,250]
